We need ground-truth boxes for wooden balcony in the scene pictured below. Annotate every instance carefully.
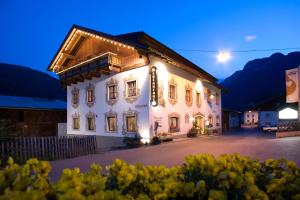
[59,52,121,86]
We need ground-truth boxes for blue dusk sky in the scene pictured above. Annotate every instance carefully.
[0,0,299,80]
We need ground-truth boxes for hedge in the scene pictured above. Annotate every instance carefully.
[0,154,300,200]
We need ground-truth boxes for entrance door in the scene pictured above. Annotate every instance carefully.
[195,115,204,133]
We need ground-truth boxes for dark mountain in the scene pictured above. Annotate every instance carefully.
[221,52,300,111]
[0,63,66,100]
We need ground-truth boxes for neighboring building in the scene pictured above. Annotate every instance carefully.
[0,95,66,136]
[47,25,222,146]
[222,109,241,131]
[243,110,259,125]
[259,111,278,127]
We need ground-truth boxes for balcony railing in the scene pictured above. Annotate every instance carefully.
[59,52,121,80]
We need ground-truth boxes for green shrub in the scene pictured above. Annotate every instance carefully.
[123,134,142,148]
[0,154,300,199]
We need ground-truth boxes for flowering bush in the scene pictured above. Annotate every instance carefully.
[0,154,299,199]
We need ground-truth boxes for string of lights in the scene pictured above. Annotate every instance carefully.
[174,47,300,53]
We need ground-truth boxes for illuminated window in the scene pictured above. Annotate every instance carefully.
[105,110,117,133]
[72,113,80,130]
[216,115,220,126]
[123,108,138,133]
[86,83,95,107]
[127,81,137,97]
[185,84,193,107]
[196,92,201,107]
[208,115,213,126]
[168,113,180,133]
[107,116,117,132]
[71,87,79,108]
[124,76,140,103]
[126,116,137,132]
[106,78,118,105]
[86,112,96,131]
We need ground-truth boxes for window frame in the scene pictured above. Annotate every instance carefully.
[105,110,118,133]
[106,78,119,105]
[85,83,95,107]
[124,76,140,103]
[123,108,138,134]
[86,111,96,131]
[196,91,201,108]
[71,87,79,108]
[72,112,80,130]
[168,78,177,105]
[216,115,220,126]
[168,112,180,133]
[185,84,193,107]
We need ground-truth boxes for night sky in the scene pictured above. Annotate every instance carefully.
[1,0,299,80]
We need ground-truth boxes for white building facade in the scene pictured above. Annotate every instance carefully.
[243,111,259,125]
[48,25,222,148]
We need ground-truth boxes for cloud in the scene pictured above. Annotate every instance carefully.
[245,35,256,42]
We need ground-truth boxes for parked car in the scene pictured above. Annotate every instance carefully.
[262,125,278,132]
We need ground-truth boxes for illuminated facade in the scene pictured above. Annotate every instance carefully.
[48,25,222,146]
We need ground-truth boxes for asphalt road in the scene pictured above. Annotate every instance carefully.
[49,128,300,181]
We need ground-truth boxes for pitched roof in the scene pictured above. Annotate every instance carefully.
[48,24,218,82]
[0,95,66,110]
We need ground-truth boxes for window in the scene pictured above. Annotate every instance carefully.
[86,83,95,107]
[215,93,220,105]
[86,112,96,131]
[105,110,118,133]
[126,116,137,132]
[127,81,137,97]
[72,113,80,130]
[168,112,180,133]
[208,115,213,127]
[72,87,79,108]
[109,85,117,100]
[216,115,220,126]
[196,92,201,107]
[107,116,117,132]
[185,84,193,107]
[169,85,176,99]
[124,76,140,103]
[123,108,138,133]
[106,78,118,105]
[168,78,177,105]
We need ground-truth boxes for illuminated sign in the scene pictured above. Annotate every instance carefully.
[150,66,158,106]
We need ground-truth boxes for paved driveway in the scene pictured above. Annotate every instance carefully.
[49,128,300,181]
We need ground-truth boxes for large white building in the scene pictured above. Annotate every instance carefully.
[48,25,222,148]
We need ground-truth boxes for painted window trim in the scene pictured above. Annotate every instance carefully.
[168,77,177,105]
[86,111,96,131]
[122,108,139,134]
[196,91,201,108]
[185,84,193,107]
[168,112,180,133]
[216,115,220,126]
[105,78,119,106]
[85,83,95,107]
[104,109,118,133]
[72,112,80,130]
[124,75,140,104]
[71,87,79,108]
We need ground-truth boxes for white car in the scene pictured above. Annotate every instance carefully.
[262,126,278,132]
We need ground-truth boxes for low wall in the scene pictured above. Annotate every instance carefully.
[276,131,300,138]
[95,135,125,151]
